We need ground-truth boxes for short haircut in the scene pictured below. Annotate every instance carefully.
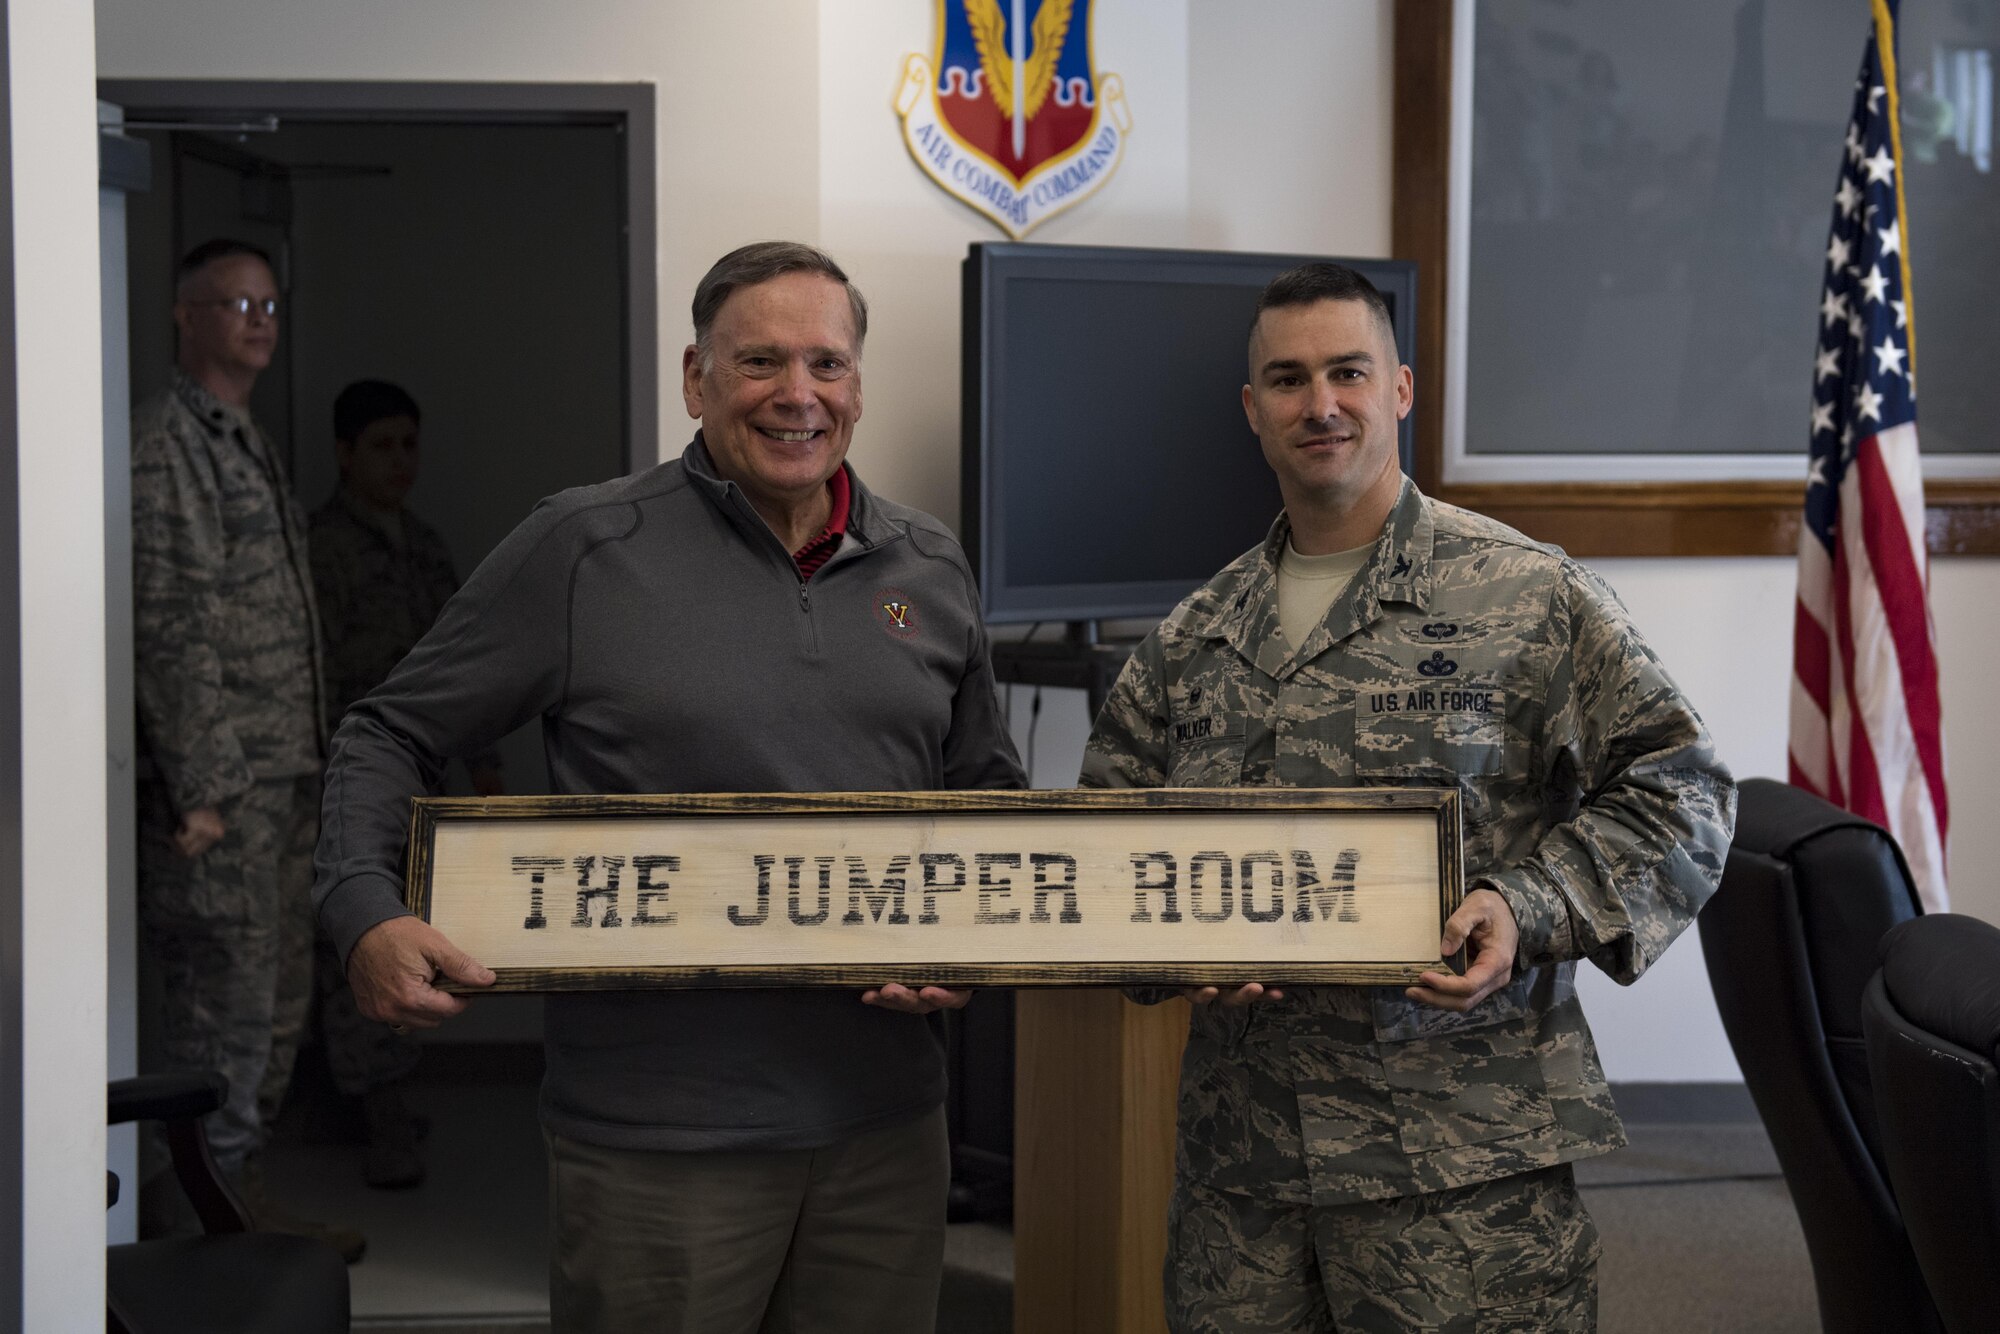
[334,380,421,443]
[691,241,869,362]
[1249,263,1396,351]
[175,237,273,292]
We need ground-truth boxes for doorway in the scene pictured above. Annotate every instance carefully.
[101,79,656,1327]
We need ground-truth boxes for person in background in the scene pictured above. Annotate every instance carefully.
[309,378,503,1188]
[131,237,363,1261]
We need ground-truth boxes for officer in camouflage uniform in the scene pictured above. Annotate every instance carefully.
[308,379,500,1187]
[131,239,361,1257]
[1083,264,1736,1332]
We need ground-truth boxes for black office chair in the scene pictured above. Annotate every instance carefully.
[1698,776,1942,1334]
[1862,914,2000,1334]
[107,1071,349,1334]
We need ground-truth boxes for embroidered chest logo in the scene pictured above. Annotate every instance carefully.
[875,587,920,639]
[1421,622,1459,640]
[1416,650,1458,678]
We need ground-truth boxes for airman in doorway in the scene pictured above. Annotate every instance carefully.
[309,378,502,1187]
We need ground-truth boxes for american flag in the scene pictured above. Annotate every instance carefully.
[1789,0,1948,910]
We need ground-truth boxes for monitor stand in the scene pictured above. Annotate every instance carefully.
[988,620,1135,718]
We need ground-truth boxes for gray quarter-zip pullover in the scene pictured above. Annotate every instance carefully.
[314,436,1024,1150]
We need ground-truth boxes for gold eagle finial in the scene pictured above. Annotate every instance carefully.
[964,0,1076,127]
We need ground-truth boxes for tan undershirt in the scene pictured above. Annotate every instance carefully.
[1277,538,1373,651]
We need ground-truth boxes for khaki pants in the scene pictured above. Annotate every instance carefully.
[547,1105,949,1334]
[1167,1164,1601,1334]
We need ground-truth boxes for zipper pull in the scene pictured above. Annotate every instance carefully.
[799,582,810,612]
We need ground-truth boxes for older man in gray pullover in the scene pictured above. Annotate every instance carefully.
[313,242,1025,1333]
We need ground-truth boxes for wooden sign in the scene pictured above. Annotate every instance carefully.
[405,788,1463,990]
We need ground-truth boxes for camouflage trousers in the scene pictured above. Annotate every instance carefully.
[1166,1165,1600,1333]
[314,938,420,1097]
[137,774,320,1177]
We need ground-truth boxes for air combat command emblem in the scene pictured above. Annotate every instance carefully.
[895,0,1132,238]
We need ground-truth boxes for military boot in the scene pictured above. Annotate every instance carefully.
[362,1084,426,1189]
[236,1156,368,1263]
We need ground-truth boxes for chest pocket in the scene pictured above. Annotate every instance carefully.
[1352,681,1520,826]
[1166,712,1246,787]
[218,462,281,534]
[217,463,294,589]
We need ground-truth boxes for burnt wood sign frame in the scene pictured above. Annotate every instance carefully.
[404,788,1466,990]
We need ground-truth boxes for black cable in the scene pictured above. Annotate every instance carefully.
[1006,623,1046,775]
[1026,686,1043,782]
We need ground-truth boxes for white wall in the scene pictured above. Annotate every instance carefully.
[1599,555,2000,936]
[87,0,2000,1099]
[816,0,1192,524]
[808,0,1392,526]
[1188,0,1395,258]
[1580,555,2000,1080]
[15,0,109,1325]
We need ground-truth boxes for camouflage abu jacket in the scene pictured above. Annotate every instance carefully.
[308,488,498,771]
[1082,479,1736,1206]
[132,371,325,814]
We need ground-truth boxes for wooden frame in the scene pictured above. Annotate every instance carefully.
[405,788,1465,990]
[1391,2,2000,557]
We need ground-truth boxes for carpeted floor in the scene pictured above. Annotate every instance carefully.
[260,1077,1817,1333]
[1580,1123,1816,1334]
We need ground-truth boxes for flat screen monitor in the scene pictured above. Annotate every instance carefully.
[961,242,1417,624]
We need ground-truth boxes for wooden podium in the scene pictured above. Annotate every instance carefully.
[1013,990,1190,1334]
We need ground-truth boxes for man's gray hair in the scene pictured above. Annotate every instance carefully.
[691,241,869,364]
[174,237,274,299]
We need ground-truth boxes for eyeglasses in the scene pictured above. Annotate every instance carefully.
[194,296,280,318]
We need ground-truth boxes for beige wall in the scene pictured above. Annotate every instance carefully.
[814,0,1191,523]
[97,0,822,467]
[95,0,1396,507]
[806,0,1394,524]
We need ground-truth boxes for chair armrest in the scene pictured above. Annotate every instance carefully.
[106,1071,253,1234]
[108,1072,227,1126]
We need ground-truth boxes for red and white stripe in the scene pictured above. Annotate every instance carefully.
[1789,421,1949,910]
